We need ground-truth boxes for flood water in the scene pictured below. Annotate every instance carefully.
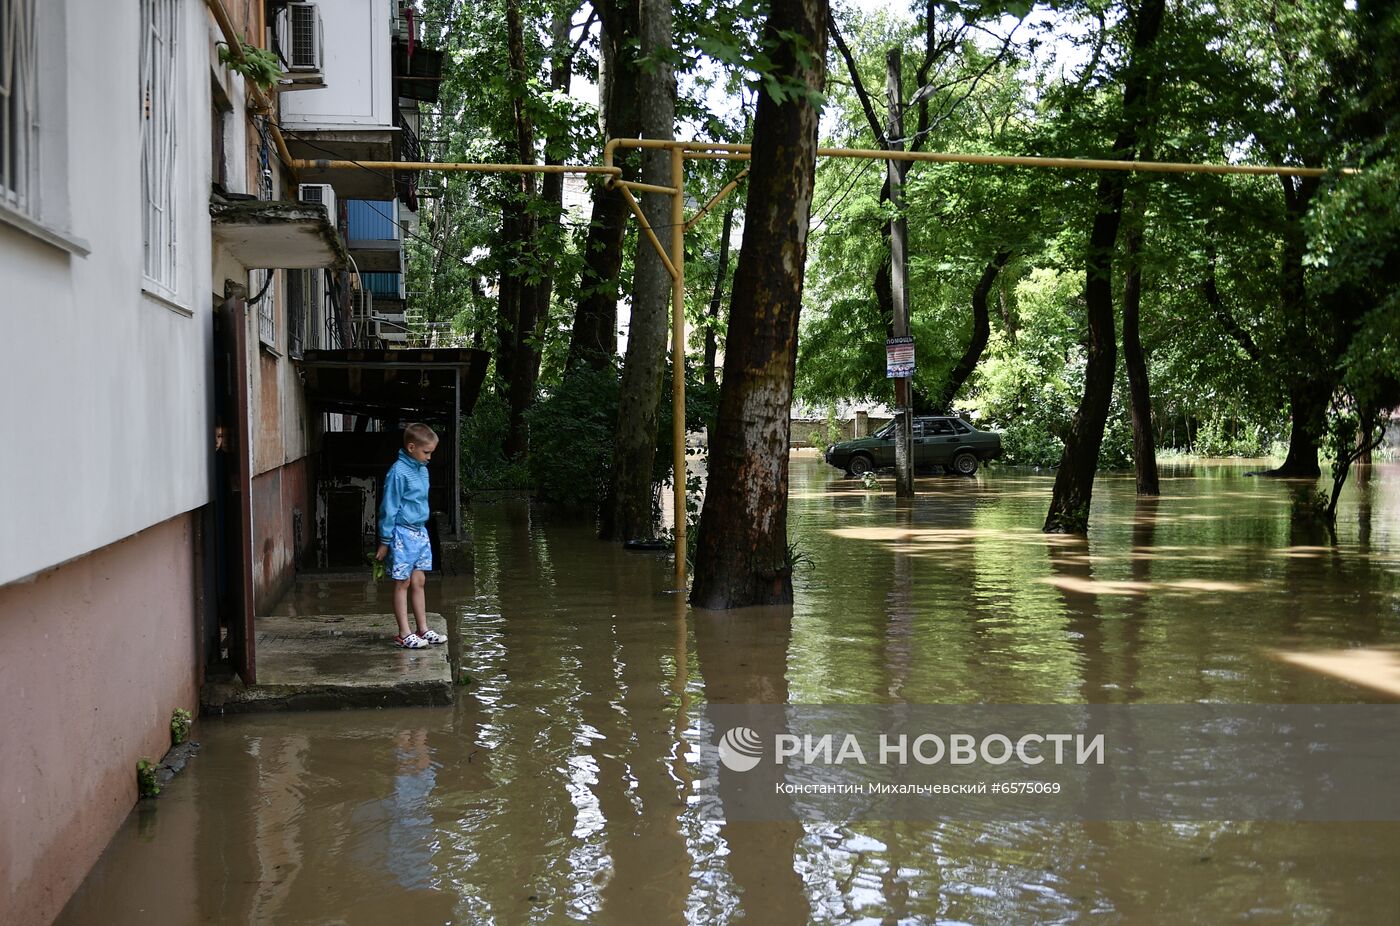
[59,456,1400,924]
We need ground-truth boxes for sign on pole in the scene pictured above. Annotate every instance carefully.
[886,336,915,378]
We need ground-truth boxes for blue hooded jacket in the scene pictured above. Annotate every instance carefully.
[379,449,431,543]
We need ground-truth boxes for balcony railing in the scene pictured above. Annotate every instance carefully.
[394,107,421,211]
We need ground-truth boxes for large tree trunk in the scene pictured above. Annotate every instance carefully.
[1045,0,1165,533]
[1045,186,1125,532]
[1266,174,1327,477]
[603,0,676,541]
[690,0,827,609]
[565,0,642,373]
[935,250,1011,413]
[703,206,734,390]
[1121,188,1159,495]
[533,4,583,379]
[501,0,544,459]
[1274,382,1327,476]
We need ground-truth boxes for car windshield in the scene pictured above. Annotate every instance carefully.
[873,422,895,439]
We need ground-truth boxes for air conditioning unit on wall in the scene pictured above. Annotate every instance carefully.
[298,183,337,227]
[351,287,373,320]
[278,2,324,72]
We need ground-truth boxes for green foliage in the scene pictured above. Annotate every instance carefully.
[170,709,192,746]
[525,366,620,511]
[785,539,814,573]
[137,758,160,799]
[366,553,388,582]
[1190,416,1267,458]
[795,0,1400,491]
[460,389,532,492]
[217,42,281,91]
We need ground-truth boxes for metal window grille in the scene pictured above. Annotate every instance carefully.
[141,0,180,290]
[1,0,39,215]
[254,269,277,348]
[287,267,306,357]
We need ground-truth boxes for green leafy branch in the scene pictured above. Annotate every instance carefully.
[217,41,282,92]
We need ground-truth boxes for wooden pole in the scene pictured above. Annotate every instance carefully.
[887,48,914,499]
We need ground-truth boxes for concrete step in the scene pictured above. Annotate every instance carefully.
[201,613,455,714]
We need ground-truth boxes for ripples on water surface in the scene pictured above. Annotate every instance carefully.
[58,458,1400,924]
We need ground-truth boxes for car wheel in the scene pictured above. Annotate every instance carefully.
[951,451,978,476]
[848,454,875,477]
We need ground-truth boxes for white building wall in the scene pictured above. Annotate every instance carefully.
[279,0,393,129]
[0,0,214,587]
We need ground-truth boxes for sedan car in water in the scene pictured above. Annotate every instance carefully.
[824,416,1003,477]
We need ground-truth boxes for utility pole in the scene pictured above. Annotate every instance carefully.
[887,47,914,498]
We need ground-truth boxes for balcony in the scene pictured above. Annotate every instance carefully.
[345,199,403,273]
[278,0,397,198]
[210,197,349,270]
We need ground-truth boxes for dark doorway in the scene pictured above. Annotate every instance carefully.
[214,287,257,684]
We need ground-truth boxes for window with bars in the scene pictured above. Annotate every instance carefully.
[1,0,39,216]
[288,269,322,359]
[141,0,180,292]
[253,269,278,350]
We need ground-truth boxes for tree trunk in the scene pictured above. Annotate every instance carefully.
[1358,403,1377,466]
[603,0,675,541]
[565,0,642,373]
[1273,382,1327,476]
[501,0,543,459]
[1121,189,1159,495]
[690,0,827,609]
[532,4,581,382]
[703,206,734,390]
[998,285,1016,345]
[936,250,1011,413]
[1044,0,1165,533]
[1045,186,1124,532]
[1266,175,1327,477]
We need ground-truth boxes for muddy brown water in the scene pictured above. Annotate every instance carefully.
[58,457,1400,924]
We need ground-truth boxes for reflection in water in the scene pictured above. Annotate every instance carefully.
[56,460,1400,924]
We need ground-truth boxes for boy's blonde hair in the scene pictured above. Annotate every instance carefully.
[404,422,438,448]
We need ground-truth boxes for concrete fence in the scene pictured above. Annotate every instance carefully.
[790,413,894,449]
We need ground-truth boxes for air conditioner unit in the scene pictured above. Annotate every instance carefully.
[351,287,373,319]
[375,321,409,343]
[278,2,324,72]
[298,183,337,226]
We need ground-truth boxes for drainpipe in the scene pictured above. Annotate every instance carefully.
[204,0,296,174]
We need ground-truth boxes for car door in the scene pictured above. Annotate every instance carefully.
[926,417,958,463]
[950,418,978,456]
[872,422,897,467]
[911,418,935,466]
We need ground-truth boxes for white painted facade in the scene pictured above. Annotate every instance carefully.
[0,0,216,587]
[279,0,394,130]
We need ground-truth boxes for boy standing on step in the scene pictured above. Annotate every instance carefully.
[376,422,447,649]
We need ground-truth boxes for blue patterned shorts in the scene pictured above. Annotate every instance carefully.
[389,525,432,580]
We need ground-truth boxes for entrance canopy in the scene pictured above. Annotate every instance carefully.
[300,347,490,539]
[299,348,489,420]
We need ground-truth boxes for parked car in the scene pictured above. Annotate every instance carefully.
[824,416,1003,477]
